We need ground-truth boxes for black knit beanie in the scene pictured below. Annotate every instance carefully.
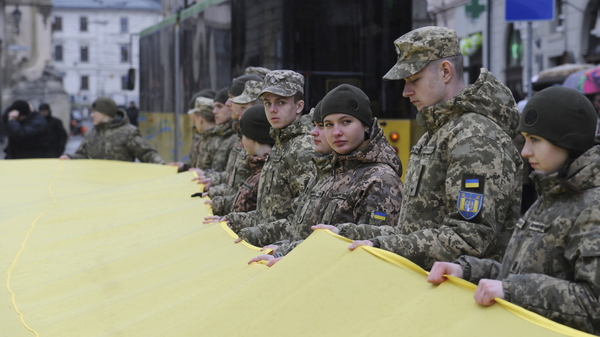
[517,86,597,156]
[92,97,117,117]
[240,104,274,145]
[320,84,372,126]
[214,87,229,104]
[10,100,31,117]
[312,100,323,123]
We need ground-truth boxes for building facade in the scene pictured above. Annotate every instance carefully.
[51,0,161,110]
[426,0,600,97]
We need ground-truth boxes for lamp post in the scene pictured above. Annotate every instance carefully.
[12,5,22,35]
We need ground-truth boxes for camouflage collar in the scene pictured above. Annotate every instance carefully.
[269,116,307,143]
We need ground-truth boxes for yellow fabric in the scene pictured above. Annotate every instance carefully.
[0,159,592,336]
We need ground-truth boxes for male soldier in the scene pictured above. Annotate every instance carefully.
[338,26,523,270]
[207,70,316,231]
[195,75,263,193]
[61,97,164,163]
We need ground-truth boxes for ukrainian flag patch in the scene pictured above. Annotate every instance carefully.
[457,191,484,220]
[464,179,479,188]
[372,211,387,221]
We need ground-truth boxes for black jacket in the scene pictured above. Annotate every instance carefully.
[43,112,68,157]
[3,112,50,159]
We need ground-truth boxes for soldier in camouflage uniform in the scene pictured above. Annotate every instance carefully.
[230,104,274,213]
[62,97,164,163]
[245,86,403,259]
[222,70,316,232]
[197,75,263,215]
[204,79,264,215]
[188,97,217,170]
[237,102,333,248]
[347,26,522,270]
[428,87,600,335]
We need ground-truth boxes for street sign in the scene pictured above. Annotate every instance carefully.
[505,0,554,22]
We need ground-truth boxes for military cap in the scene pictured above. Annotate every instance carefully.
[244,66,271,79]
[320,84,372,126]
[240,104,274,145]
[259,70,304,97]
[517,86,597,156]
[231,80,263,104]
[188,89,216,109]
[214,87,229,104]
[188,96,215,123]
[92,96,118,117]
[383,26,462,80]
[229,75,263,97]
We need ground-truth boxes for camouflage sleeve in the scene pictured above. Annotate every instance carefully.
[225,210,257,233]
[127,129,165,164]
[352,170,402,228]
[374,136,519,269]
[338,223,398,241]
[276,239,303,256]
[207,183,234,198]
[205,170,228,186]
[239,218,293,247]
[503,212,600,332]
[210,196,228,216]
[454,255,501,283]
[68,138,90,159]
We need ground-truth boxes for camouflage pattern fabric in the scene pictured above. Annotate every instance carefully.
[230,153,268,213]
[194,120,237,171]
[237,154,333,247]
[239,119,403,251]
[259,70,304,97]
[207,143,251,216]
[182,129,202,171]
[226,114,316,232]
[371,69,523,270]
[383,26,461,80]
[244,66,271,79]
[68,110,164,164]
[455,145,600,335]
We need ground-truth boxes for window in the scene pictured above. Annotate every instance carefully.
[120,44,129,63]
[80,17,88,32]
[81,76,89,90]
[54,45,63,62]
[80,46,89,62]
[53,17,62,31]
[121,75,128,90]
[120,17,128,33]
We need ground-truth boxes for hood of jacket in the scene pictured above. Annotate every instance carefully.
[532,145,600,203]
[418,68,519,138]
[95,109,129,131]
[215,119,235,138]
[331,118,403,178]
[269,113,312,144]
[312,153,333,179]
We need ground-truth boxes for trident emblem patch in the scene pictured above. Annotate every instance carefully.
[457,191,483,220]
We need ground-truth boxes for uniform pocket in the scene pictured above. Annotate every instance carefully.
[321,192,348,224]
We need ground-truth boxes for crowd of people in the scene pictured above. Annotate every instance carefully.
[2,25,599,334]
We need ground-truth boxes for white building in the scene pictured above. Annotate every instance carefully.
[51,0,161,109]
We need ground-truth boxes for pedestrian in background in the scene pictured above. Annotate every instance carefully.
[60,96,164,163]
[38,103,68,158]
[2,100,49,159]
[428,87,600,335]
[125,101,139,127]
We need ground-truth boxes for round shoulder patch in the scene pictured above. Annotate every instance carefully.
[347,97,359,111]
[524,109,538,126]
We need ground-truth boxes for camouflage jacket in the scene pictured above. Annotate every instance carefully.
[238,154,333,247]
[195,120,237,171]
[372,69,523,270]
[456,145,600,335]
[230,153,268,213]
[207,143,251,215]
[68,110,164,164]
[226,114,316,232]
[183,129,202,170]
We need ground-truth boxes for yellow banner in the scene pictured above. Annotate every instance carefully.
[0,159,591,336]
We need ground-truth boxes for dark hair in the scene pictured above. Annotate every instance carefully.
[293,91,304,104]
[39,103,51,111]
